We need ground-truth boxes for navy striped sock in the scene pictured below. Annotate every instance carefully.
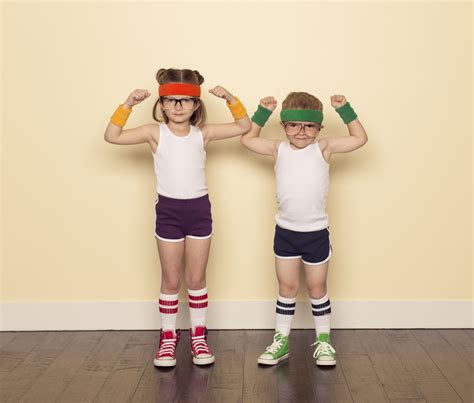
[311,294,331,337]
[275,296,296,336]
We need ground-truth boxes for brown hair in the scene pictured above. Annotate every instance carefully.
[282,92,323,112]
[152,68,207,127]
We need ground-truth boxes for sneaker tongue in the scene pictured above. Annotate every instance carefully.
[162,330,175,339]
[193,326,206,336]
[318,333,330,342]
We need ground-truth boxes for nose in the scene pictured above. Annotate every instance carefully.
[175,101,183,110]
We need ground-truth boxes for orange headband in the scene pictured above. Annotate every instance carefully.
[159,83,201,97]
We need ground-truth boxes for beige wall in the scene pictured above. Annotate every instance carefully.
[2,1,472,302]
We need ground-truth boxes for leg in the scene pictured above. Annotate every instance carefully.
[157,239,185,294]
[154,239,185,367]
[304,260,329,300]
[184,237,214,365]
[305,261,336,366]
[184,237,211,290]
[275,257,301,298]
[257,257,300,366]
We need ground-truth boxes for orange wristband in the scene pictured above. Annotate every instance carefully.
[227,97,247,120]
[110,104,132,127]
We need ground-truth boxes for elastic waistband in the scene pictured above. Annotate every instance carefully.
[157,193,209,203]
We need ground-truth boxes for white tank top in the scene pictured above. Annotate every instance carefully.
[275,141,329,232]
[153,123,208,199]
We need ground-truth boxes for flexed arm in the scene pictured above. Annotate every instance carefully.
[240,97,280,158]
[104,89,158,151]
[201,86,251,144]
[319,95,368,159]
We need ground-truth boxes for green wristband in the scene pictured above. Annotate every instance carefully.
[336,102,358,124]
[251,105,273,127]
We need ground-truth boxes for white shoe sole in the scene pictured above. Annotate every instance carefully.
[154,358,176,367]
[257,353,289,365]
[193,356,215,365]
[316,359,336,366]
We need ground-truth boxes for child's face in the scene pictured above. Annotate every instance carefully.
[281,121,321,149]
[161,95,200,124]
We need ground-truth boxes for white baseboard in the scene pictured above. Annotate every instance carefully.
[1,300,472,331]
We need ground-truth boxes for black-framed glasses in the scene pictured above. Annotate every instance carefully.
[283,122,321,137]
[159,97,199,110]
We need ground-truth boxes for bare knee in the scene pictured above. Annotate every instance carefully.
[161,274,181,294]
[307,284,327,299]
[185,272,206,290]
[279,283,299,298]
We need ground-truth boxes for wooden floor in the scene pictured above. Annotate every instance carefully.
[0,329,472,402]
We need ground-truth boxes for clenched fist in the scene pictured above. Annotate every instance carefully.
[209,86,235,103]
[330,95,347,109]
[124,89,151,108]
[259,96,277,111]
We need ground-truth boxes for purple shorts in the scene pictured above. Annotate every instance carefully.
[155,194,213,242]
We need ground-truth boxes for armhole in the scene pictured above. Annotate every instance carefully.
[195,125,207,150]
[151,124,162,155]
[274,141,284,161]
[317,139,330,165]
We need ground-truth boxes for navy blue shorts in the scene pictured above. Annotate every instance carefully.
[155,194,213,242]
[273,225,332,265]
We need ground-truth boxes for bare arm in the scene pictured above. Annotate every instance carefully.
[202,86,252,146]
[319,96,368,161]
[240,97,280,158]
[104,89,159,152]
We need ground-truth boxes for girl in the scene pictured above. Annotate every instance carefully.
[241,92,367,366]
[104,68,251,367]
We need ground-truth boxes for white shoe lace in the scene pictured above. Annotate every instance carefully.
[311,340,335,359]
[158,338,177,357]
[265,334,284,354]
[191,335,211,355]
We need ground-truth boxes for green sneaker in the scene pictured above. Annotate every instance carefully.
[312,333,336,366]
[257,332,289,365]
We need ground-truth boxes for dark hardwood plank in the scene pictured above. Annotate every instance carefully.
[94,333,154,402]
[0,332,17,350]
[57,331,132,402]
[0,332,47,372]
[18,331,104,402]
[355,329,424,401]
[382,329,462,402]
[301,330,353,403]
[339,354,389,402]
[315,384,354,403]
[438,329,473,368]
[412,329,472,402]
[205,330,244,402]
[243,330,279,403]
[273,329,315,402]
[0,332,73,402]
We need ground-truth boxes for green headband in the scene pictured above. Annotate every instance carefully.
[280,109,323,124]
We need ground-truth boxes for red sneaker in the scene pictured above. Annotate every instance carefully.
[154,329,180,367]
[189,326,215,365]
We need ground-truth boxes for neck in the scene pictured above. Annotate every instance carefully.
[167,120,191,135]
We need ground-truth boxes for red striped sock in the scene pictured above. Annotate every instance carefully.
[159,293,178,332]
[188,288,208,332]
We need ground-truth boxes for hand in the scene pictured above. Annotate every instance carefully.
[209,85,235,103]
[260,96,277,111]
[124,89,151,108]
[330,95,347,109]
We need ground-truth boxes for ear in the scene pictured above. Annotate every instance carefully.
[279,121,285,129]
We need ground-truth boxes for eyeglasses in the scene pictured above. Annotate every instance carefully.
[283,122,321,137]
[159,97,199,110]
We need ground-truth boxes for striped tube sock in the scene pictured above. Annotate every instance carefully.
[311,294,332,337]
[159,293,179,332]
[275,295,296,336]
[188,287,208,332]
